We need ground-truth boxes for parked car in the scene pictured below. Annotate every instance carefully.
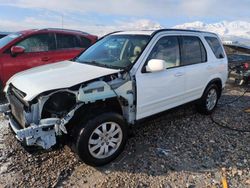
[0,32,11,39]
[0,29,228,166]
[0,28,98,89]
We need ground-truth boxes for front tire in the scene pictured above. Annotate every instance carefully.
[196,84,219,115]
[75,112,127,166]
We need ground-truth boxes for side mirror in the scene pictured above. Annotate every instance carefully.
[146,59,166,72]
[11,46,25,56]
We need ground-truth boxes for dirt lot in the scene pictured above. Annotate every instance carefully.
[0,82,249,188]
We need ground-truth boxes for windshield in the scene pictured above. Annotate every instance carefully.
[0,33,21,48]
[76,34,150,69]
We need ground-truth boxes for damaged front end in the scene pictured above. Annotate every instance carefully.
[0,88,82,149]
[0,72,135,149]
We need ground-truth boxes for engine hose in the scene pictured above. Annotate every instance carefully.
[210,84,250,133]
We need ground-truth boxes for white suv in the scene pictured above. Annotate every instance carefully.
[0,29,228,166]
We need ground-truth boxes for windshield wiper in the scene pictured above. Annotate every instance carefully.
[75,59,98,65]
[80,60,123,69]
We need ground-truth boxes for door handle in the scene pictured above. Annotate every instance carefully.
[174,72,184,77]
[41,57,50,61]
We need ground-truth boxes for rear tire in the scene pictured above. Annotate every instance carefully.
[196,84,219,115]
[75,112,127,166]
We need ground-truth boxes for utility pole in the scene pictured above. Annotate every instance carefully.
[61,14,64,29]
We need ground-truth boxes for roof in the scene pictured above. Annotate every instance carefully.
[18,29,38,35]
[38,28,90,35]
[112,30,155,36]
[15,28,95,36]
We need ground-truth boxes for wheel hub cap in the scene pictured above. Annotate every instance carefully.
[206,88,217,111]
[88,122,123,159]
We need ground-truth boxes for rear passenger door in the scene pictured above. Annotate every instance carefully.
[179,35,209,103]
[53,33,84,62]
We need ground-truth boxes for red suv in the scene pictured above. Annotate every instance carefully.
[0,28,97,89]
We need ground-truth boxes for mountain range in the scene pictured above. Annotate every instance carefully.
[174,21,250,46]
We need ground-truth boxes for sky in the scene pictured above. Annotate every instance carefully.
[0,0,249,36]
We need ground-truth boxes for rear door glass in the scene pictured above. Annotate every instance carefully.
[180,36,207,65]
[56,34,80,49]
[80,36,92,48]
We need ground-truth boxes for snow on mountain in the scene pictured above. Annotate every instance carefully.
[174,21,250,46]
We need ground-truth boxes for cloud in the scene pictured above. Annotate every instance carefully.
[179,0,214,16]
[0,0,178,18]
[175,20,250,46]
[0,17,162,36]
[1,0,249,20]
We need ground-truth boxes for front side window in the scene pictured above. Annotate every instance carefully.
[76,35,150,69]
[16,34,55,52]
[205,36,225,59]
[180,36,207,65]
[56,34,80,49]
[148,36,180,69]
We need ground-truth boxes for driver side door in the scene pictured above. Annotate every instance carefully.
[135,35,186,120]
[2,33,56,84]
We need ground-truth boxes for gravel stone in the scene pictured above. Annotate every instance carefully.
[0,82,249,187]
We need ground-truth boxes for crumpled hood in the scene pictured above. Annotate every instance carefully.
[5,60,120,101]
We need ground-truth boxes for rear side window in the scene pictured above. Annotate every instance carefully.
[56,34,80,49]
[16,34,56,52]
[80,36,91,48]
[180,36,207,65]
[205,36,225,59]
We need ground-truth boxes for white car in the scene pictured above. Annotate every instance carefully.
[0,29,228,166]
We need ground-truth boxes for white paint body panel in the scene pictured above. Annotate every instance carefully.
[5,61,120,101]
[136,67,186,119]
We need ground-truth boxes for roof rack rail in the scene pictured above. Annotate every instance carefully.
[151,28,216,37]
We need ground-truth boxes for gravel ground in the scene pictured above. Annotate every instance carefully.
[0,82,249,188]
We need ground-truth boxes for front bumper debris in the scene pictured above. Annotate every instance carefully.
[9,117,58,149]
[0,103,76,149]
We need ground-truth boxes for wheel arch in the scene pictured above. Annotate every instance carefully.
[204,78,223,98]
[67,97,123,133]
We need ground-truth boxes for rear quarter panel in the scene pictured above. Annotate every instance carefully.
[202,33,228,93]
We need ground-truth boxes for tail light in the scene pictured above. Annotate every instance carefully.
[243,63,249,70]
